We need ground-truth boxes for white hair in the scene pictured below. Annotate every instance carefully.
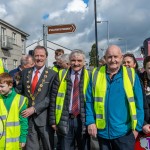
[69,49,86,61]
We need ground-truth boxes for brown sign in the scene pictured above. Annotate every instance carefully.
[48,24,76,34]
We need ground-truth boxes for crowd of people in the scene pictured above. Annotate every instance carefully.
[0,44,150,150]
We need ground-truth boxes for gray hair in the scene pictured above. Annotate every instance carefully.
[69,49,86,61]
[60,54,70,63]
[20,55,28,66]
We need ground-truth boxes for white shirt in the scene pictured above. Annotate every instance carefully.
[31,65,45,83]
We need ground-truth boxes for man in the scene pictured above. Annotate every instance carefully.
[9,55,28,78]
[9,55,35,87]
[50,50,90,150]
[52,49,64,72]
[15,45,57,150]
[86,45,144,150]
[59,54,70,69]
[25,55,35,68]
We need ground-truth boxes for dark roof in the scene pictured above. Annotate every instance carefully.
[0,19,29,37]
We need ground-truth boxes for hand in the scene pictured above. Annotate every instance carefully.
[133,130,138,139]
[21,107,35,118]
[52,125,57,131]
[20,143,26,148]
[88,124,97,137]
[143,124,150,134]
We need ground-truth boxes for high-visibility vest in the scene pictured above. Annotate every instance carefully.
[92,66,137,130]
[0,58,4,74]
[55,69,90,125]
[52,66,59,72]
[0,94,27,150]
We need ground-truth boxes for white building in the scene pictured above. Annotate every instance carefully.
[26,40,72,67]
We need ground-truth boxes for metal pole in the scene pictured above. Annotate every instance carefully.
[94,0,99,67]
[125,40,127,53]
[43,24,48,66]
[43,24,47,49]
[107,21,109,47]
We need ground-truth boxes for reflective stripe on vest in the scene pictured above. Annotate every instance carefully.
[0,58,4,74]
[123,66,137,130]
[92,66,137,130]
[0,94,27,149]
[52,66,59,72]
[55,69,90,125]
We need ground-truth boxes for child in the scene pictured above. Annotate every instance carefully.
[0,73,28,149]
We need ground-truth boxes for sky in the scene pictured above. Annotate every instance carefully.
[0,0,150,58]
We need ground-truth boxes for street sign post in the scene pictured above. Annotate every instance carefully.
[48,24,76,34]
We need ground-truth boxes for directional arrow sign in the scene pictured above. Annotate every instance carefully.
[48,24,76,34]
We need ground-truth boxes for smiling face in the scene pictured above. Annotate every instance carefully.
[123,56,136,68]
[34,48,47,69]
[0,82,12,96]
[105,45,123,73]
[70,53,85,72]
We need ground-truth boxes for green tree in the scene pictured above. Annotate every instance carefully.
[89,43,97,67]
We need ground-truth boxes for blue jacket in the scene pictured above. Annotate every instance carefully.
[86,67,144,139]
[9,66,21,78]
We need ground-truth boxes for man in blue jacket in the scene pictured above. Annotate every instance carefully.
[86,45,144,150]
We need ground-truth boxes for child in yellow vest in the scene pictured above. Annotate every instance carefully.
[0,73,28,150]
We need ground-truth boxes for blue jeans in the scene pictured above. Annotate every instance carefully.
[97,131,135,150]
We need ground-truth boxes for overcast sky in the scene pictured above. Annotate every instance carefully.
[0,0,150,58]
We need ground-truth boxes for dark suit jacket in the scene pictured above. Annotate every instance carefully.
[15,66,57,126]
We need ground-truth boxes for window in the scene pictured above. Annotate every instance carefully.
[12,32,17,44]
[1,27,6,46]
[21,39,25,53]
[2,58,7,70]
[13,60,17,69]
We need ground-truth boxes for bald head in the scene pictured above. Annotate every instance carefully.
[105,45,122,57]
[104,45,123,73]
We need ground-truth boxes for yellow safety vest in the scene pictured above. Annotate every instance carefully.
[0,58,4,74]
[92,66,137,130]
[0,94,27,150]
[55,69,90,125]
[52,66,59,72]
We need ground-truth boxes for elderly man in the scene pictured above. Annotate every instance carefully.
[9,55,28,78]
[86,45,144,150]
[59,54,70,69]
[50,50,90,150]
[15,45,57,150]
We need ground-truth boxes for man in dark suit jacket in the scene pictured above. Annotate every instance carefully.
[15,45,57,150]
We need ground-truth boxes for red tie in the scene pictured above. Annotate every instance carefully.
[72,72,80,117]
[31,70,39,94]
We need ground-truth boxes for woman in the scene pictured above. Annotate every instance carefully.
[123,53,139,70]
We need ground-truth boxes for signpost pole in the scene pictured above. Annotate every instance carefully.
[43,24,48,66]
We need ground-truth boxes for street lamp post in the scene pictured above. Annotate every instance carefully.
[94,0,99,67]
[97,21,109,48]
[118,38,127,53]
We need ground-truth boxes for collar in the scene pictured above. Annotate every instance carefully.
[1,88,14,98]
[33,65,45,74]
[71,68,82,75]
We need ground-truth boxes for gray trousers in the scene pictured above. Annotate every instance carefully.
[25,118,52,150]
